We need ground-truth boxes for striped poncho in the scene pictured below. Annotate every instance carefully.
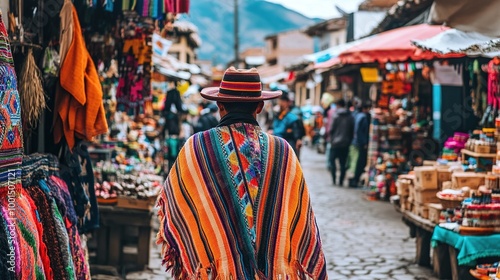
[157,122,327,279]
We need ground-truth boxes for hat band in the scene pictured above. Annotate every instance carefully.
[219,88,262,97]
[220,81,262,91]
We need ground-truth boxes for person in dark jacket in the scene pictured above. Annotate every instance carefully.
[194,103,219,133]
[329,99,355,186]
[349,101,371,188]
[271,91,304,158]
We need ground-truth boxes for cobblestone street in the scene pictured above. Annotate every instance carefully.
[126,147,438,280]
[301,147,438,280]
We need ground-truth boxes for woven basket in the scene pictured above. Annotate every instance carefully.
[437,194,463,209]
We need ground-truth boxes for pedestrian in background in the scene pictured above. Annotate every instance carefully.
[270,91,305,159]
[329,99,355,186]
[193,103,219,133]
[349,101,372,188]
[156,67,327,279]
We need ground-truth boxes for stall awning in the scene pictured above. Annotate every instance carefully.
[412,28,500,57]
[429,0,500,38]
[337,24,463,64]
[152,54,201,79]
[304,39,370,65]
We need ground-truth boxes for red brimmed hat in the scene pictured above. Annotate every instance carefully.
[200,67,282,102]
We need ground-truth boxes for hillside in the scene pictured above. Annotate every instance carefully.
[179,0,318,64]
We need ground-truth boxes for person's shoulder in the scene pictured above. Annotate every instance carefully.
[266,132,286,144]
[266,133,295,150]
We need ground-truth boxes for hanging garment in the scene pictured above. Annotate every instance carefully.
[59,0,74,65]
[53,3,108,149]
[48,176,90,280]
[24,184,76,280]
[488,59,500,109]
[0,16,22,171]
[0,185,50,280]
[165,0,189,14]
[0,15,45,280]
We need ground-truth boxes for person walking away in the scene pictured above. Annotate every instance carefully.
[156,67,327,279]
[194,103,219,133]
[329,99,354,186]
[349,101,371,188]
[271,91,304,159]
[323,97,337,169]
[347,104,361,177]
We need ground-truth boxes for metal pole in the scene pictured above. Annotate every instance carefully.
[234,0,239,67]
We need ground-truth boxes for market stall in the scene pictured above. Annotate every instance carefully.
[1,0,193,277]
[395,119,500,279]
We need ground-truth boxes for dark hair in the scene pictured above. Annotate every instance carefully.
[279,90,290,101]
[362,100,372,109]
[220,102,261,114]
[335,99,346,107]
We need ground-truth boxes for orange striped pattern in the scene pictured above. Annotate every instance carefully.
[156,123,327,279]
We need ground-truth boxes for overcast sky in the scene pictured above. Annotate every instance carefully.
[266,0,365,19]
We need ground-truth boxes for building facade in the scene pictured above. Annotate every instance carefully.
[265,29,314,67]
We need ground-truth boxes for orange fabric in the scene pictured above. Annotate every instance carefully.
[54,5,108,149]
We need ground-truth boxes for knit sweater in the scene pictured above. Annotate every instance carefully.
[157,122,326,279]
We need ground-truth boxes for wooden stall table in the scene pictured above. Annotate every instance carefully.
[431,226,500,280]
[92,205,154,271]
[402,210,436,267]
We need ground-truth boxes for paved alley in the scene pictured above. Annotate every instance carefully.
[127,147,438,280]
[302,147,437,280]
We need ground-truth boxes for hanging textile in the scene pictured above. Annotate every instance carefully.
[165,0,189,14]
[53,3,108,149]
[21,154,91,280]
[0,13,22,170]
[0,13,41,280]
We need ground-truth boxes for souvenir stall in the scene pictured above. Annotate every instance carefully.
[365,62,435,201]
[1,0,191,277]
[394,56,500,280]
[317,24,460,200]
[0,9,92,279]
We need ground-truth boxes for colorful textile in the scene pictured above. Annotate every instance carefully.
[157,122,326,279]
[0,17,13,65]
[0,20,23,172]
[53,3,108,149]
[0,181,48,280]
[49,175,90,280]
[24,185,71,280]
[432,225,500,266]
[164,0,189,14]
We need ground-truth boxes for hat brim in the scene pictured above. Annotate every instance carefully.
[200,87,282,102]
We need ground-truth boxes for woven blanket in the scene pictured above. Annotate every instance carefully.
[0,180,48,280]
[0,18,22,173]
[157,123,327,279]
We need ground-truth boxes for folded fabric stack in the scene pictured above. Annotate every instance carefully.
[0,154,91,280]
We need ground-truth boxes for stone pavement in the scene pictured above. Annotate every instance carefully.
[125,147,438,280]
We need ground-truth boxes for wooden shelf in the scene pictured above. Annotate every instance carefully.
[402,210,436,233]
[461,149,497,158]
